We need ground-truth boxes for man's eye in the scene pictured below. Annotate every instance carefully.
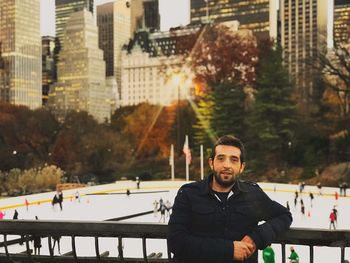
[217,156,225,161]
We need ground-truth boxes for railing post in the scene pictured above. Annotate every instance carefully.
[341,246,345,263]
[281,243,286,263]
[309,245,314,263]
[118,237,124,262]
[142,237,148,263]
[71,235,78,263]
[94,236,100,259]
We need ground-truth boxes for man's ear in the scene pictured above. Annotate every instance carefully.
[208,158,214,170]
[239,162,245,173]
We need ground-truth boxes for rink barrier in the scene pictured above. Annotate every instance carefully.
[0,220,350,262]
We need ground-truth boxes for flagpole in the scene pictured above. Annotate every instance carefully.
[186,152,189,181]
[170,144,175,181]
[200,144,204,180]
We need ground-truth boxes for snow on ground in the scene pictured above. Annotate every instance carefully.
[0,180,349,262]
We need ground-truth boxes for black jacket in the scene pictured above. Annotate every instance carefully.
[167,174,292,263]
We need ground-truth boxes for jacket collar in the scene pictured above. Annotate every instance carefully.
[199,172,249,196]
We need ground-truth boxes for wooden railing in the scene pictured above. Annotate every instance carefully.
[0,220,349,262]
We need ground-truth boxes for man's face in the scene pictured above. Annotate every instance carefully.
[209,145,245,188]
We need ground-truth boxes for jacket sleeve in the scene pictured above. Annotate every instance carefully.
[248,187,292,250]
[167,187,233,263]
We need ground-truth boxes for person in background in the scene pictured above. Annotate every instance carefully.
[0,210,5,220]
[263,245,275,263]
[32,216,42,255]
[329,210,336,230]
[13,209,18,219]
[288,246,299,263]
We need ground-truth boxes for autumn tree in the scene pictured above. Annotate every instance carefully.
[120,103,174,161]
[188,23,259,145]
[0,103,59,170]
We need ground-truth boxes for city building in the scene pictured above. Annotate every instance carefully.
[97,2,114,77]
[55,0,94,47]
[279,0,330,107]
[189,0,278,39]
[334,0,350,46]
[0,44,10,103]
[143,0,160,32]
[120,25,204,106]
[48,9,114,123]
[0,0,42,109]
[42,36,56,106]
[112,0,145,97]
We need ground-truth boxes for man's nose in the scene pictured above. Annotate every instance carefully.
[223,158,231,167]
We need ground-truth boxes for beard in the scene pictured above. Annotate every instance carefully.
[213,170,238,188]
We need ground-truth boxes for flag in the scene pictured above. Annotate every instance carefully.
[169,144,174,166]
[183,135,192,164]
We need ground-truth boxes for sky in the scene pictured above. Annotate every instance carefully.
[40,0,190,36]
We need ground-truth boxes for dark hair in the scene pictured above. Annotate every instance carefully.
[210,135,246,163]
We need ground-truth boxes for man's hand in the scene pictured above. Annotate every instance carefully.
[233,241,255,261]
[241,235,256,253]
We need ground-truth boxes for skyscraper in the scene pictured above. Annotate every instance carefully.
[190,0,274,39]
[55,0,94,47]
[113,0,145,97]
[334,0,350,46]
[97,2,114,77]
[49,9,113,123]
[280,0,330,107]
[143,0,160,31]
[42,36,56,106]
[0,0,42,109]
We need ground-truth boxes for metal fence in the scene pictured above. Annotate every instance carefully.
[0,220,349,262]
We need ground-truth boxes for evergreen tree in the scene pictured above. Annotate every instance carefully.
[212,81,246,139]
[248,44,297,169]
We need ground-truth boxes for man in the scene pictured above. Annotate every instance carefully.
[288,246,299,263]
[262,245,275,263]
[167,135,292,263]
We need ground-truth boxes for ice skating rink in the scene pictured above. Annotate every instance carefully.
[0,180,349,262]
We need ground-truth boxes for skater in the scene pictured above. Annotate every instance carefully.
[317,182,322,195]
[58,191,63,210]
[52,235,61,254]
[25,199,29,211]
[333,205,338,225]
[288,246,299,263]
[136,177,140,189]
[13,209,18,219]
[159,204,166,223]
[286,201,290,211]
[329,210,336,230]
[0,210,5,220]
[126,189,130,197]
[153,200,159,217]
[32,216,41,255]
[301,203,305,215]
[165,200,172,217]
[74,191,80,202]
[309,192,314,207]
[263,245,275,263]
